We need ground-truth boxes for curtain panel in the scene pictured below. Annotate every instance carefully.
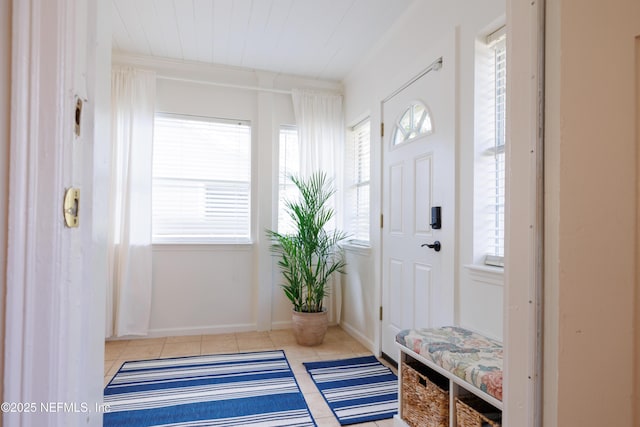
[291,88,345,324]
[291,89,344,179]
[106,67,156,338]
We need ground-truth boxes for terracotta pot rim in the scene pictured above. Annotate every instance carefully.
[292,309,328,315]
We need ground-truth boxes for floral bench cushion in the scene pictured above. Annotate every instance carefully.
[396,326,503,401]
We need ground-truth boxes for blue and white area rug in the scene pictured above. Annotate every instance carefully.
[104,350,316,426]
[303,356,398,425]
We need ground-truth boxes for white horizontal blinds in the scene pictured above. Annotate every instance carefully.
[278,126,299,235]
[152,113,251,243]
[489,34,506,261]
[346,118,371,244]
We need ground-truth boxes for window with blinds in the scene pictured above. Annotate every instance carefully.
[277,126,299,235]
[486,31,506,266]
[346,118,371,245]
[152,113,252,244]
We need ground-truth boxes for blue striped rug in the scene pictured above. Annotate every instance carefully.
[104,350,316,426]
[303,356,398,425]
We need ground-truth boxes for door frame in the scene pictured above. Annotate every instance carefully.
[5,1,108,426]
[5,2,74,417]
[0,0,10,415]
[503,1,544,426]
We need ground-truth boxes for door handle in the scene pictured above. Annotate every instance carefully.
[421,241,441,252]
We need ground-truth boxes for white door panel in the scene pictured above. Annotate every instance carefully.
[414,155,433,234]
[414,263,432,327]
[389,163,404,233]
[388,258,404,329]
[381,44,456,361]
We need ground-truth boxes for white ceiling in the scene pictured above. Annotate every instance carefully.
[111,0,416,81]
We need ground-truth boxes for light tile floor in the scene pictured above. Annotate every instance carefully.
[104,326,397,427]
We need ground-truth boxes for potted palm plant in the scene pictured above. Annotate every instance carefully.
[267,171,348,346]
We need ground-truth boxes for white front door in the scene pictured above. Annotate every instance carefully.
[380,55,456,361]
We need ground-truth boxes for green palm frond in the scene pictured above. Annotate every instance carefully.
[266,171,349,313]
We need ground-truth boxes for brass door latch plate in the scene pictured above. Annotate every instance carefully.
[63,187,80,228]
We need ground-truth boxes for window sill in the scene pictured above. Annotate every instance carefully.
[463,264,504,287]
[342,242,372,256]
[152,242,254,252]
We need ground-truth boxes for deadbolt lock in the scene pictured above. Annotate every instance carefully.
[63,187,80,228]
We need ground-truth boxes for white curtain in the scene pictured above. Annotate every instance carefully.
[292,89,344,179]
[291,89,345,323]
[106,67,156,338]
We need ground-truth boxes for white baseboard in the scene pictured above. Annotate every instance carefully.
[143,323,258,338]
[272,319,339,330]
[107,320,347,340]
[340,321,375,353]
[271,320,292,330]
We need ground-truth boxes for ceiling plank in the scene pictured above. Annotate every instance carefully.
[112,0,152,56]
[110,0,418,81]
[211,0,234,65]
[147,0,184,59]
[250,0,295,74]
[193,0,214,64]
[319,0,415,80]
[110,1,128,52]
[272,0,353,77]
[173,0,198,61]
[225,0,254,68]
[239,0,273,70]
[133,0,168,59]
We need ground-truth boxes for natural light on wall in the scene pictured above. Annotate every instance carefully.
[152,113,252,244]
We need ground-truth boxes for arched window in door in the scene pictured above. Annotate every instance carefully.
[392,101,433,146]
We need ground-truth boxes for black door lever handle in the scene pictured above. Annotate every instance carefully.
[421,241,441,252]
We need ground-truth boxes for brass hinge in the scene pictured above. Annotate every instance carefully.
[380,213,384,229]
[380,122,384,137]
[379,306,383,321]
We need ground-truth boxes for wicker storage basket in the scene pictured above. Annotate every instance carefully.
[401,361,449,427]
[455,395,502,427]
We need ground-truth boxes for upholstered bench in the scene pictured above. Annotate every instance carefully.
[395,326,503,426]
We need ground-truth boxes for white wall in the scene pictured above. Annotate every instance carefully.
[151,245,256,334]
[113,55,342,336]
[340,248,376,348]
[341,0,505,351]
[544,0,640,425]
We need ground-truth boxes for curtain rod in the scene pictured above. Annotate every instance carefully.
[156,75,293,95]
[382,56,444,103]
